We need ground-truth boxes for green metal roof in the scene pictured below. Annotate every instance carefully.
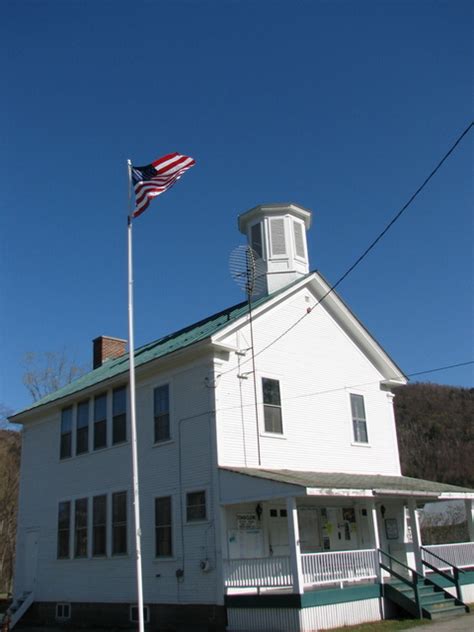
[221,467,474,496]
[13,280,303,419]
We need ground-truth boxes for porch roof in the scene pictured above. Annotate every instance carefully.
[220,467,474,503]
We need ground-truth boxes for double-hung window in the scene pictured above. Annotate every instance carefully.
[94,393,107,450]
[112,491,127,555]
[57,501,71,559]
[350,394,368,443]
[74,498,88,558]
[112,387,127,445]
[155,496,172,557]
[92,495,107,556]
[76,400,89,455]
[262,378,283,434]
[186,491,206,522]
[60,407,72,459]
[154,385,170,443]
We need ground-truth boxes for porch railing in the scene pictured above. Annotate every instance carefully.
[223,549,378,589]
[224,556,292,588]
[301,549,378,586]
[422,542,474,571]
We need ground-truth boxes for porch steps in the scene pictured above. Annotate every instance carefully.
[385,579,469,621]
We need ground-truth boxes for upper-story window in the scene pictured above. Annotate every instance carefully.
[350,393,368,443]
[154,384,170,443]
[262,378,283,434]
[94,393,107,450]
[112,387,127,445]
[76,400,89,455]
[60,407,73,459]
[186,490,207,522]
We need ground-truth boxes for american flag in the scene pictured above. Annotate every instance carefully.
[131,152,196,218]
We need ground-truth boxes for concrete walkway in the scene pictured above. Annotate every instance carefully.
[403,611,474,631]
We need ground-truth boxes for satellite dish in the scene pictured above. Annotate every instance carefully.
[229,245,265,298]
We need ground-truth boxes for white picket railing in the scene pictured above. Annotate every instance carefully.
[224,556,293,588]
[301,549,378,586]
[422,542,474,571]
[223,549,378,589]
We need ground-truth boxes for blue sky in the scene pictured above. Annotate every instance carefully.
[1,0,473,414]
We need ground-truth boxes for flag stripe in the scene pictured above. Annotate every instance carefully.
[131,153,195,218]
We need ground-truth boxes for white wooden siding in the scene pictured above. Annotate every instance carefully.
[215,287,401,474]
[14,359,219,605]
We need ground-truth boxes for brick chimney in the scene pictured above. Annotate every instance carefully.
[93,336,127,369]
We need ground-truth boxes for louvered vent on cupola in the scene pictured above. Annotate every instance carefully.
[238,203,312,297]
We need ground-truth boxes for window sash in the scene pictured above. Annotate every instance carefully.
[112,387,127,444]
[57,501,71,559]
[262,378,283,433]
[74,498,88,558]
[155,496,172,557]
[112,491,127,555]
[94,394,107,450]
[60,408,72,459]
[92,495,107,556]
[350,394,369,443]
[186,491,206,522]
[154,385,170,443]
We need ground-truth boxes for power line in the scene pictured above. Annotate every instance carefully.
[218,120,474,378]
[406,360,474,379]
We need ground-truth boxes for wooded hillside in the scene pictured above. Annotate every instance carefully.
[393,382,474,488]
[0,429,21,593]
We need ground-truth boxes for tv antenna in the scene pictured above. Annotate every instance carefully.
[229,245,265,465]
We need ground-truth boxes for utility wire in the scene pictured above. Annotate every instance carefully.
[218,121,474,378]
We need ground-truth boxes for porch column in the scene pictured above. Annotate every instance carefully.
[286,497,304,594]
[368,500,380,549]
[465,499,474,541]
[408,498,423,576]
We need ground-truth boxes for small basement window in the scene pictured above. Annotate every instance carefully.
[130,605,150,623]
[56,603,71,620]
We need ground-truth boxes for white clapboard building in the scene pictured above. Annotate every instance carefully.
[10,204,474,631]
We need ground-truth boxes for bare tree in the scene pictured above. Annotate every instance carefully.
[22,350,85,402]
[0,408,21,594]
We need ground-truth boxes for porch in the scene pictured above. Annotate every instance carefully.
[219,467,474,596]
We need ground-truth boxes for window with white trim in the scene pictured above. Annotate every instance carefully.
[60,407,72,459]
[56,604,71,620]
[154,384,170,443]
[93,393,107,450]
[262,378,283,434]
[57,501,71,559]
[186,490,206,522]
[250,222,263,258]
[269,218,287,256]
[76,400,89,455]
[74,498,88,558]
[92,494,107,556]
[112,491,127,555]
[155,496,172,556]
[350,393,368,443]
[112,387,127,445]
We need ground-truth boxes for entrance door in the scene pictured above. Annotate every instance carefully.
[23,529,39,592]
[298,506,322,552]
[267,507,289,556]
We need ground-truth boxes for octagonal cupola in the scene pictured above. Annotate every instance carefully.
[238,203,312,297]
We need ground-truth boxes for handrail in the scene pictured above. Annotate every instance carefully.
[420,546,465,604]
[378,549,422,619]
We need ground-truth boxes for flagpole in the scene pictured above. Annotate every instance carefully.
[127,159,145,632]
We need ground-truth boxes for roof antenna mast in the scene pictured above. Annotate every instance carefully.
[229,245,265,466]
